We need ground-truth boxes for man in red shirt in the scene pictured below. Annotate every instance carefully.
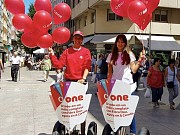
[48,30,91,135]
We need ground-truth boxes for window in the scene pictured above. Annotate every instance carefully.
[84,16,87,26]
[107,9,123,21]
[154,9,168,23]
[76,19,81,29]
[91,12,95,23]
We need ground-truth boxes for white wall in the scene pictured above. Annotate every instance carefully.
[159,0,180,8]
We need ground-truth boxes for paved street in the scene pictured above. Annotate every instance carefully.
[1,64,180,135]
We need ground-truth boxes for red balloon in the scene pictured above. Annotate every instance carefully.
[33,10,52,31]
[135,13,152,30]
[128,0,147,23]
[110,0,133,17]
[12,14,33,32]
[37,34,53,48]
[34,0,52,13]
[53,3,71,24]
[4,0,25,14]
[21,32,38,48]
[140,0,160,13]
[52,27,70,44]
[21,29,45,48]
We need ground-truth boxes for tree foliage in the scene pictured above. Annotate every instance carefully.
[27,4,36,18]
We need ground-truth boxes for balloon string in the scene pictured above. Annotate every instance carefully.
[136,24,148,66]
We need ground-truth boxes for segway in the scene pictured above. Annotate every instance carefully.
[50,81,97,135]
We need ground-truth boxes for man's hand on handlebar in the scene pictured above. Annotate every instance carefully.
[77,79,86,84]
[48,47,54,55]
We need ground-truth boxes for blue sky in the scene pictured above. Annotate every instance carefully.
[24,0,34,13]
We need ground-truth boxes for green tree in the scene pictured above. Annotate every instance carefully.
[27,3,36,18]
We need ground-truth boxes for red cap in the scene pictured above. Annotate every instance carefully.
[73,31,84,37]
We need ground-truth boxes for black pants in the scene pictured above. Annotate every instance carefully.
[11,64,19,81]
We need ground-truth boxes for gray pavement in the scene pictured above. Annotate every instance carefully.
[1,64,180,135]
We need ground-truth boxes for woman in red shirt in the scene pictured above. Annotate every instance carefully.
[147,58,165,107]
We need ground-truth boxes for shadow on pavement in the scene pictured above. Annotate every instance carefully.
[6,79,13,82]
[49,75,56,81]
[176,103,180,110]
[37,79,46,82]
[38,133,51,135]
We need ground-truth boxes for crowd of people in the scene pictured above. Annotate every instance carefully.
[1,31,180,134]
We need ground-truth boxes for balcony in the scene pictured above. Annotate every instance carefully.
[71,0,110,19]
[71,0,89,19]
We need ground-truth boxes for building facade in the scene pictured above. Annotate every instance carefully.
[0,0,17,63]
[69,0,180,60]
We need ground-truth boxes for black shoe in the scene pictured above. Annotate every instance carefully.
[172,102,175,105]
[156,101,160,106]
[170,105,175,110]
[95,92,97,96]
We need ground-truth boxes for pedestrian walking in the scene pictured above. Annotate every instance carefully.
[48,30,91,135]
[147,58,165,107]
[142,57,150,90]
[91,55,96,73]
[0,58,4,88]
[106,34,145,135]
[94,54,104,81]
[41,54,52,82]
[132,61,142,91]
[99,54,108,80]
[9,51,21,82]
[164,59,180,110]
[55,69,63,82]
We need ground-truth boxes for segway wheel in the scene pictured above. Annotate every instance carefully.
[102,124,115,135]
[115,126,126,135]
[137,127,150,135]
[87,121,97,135]
[70,130,80,135]
[52,121,65,135]
[102,124,127,135]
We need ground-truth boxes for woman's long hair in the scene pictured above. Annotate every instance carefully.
[111,34,130,65]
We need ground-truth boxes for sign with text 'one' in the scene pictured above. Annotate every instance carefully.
[97,79,139,132]
[49,81,92,131]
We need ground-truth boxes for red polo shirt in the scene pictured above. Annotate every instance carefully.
[50,47,91,80]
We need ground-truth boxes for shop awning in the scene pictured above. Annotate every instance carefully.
[33,48,48,54]
[91,34,118,44]
[103,34,133,44]
[83,36,94,44]
[90,34,134,44]
[135,35,180,51]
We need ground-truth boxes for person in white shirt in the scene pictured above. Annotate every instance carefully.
[0,58,4,81]
[10,51,21,82]
[106,34,145,135]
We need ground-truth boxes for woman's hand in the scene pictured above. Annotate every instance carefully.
[139,50,146,61]
[137,50,146,66]
[48,47,54,55]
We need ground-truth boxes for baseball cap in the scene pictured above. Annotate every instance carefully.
[73,30,84,37]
